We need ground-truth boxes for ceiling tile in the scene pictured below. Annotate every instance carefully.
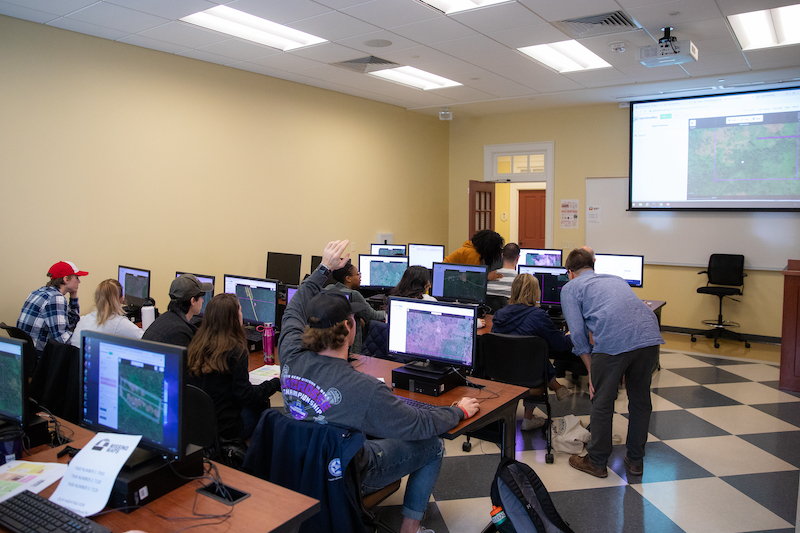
[292,63,358,81]
[628,0,723,31]
[46,16,130,40]
[314,0,374,9]
[335,30,421,54]
[429,34,508,57]
[681,55,750,76]
[744,45,800,71]
[225,0,331,24]
[341,0,441,29]
[138,21,229,48]
[517,0,626,23]
[450,2,546,33]
[487,23,570,48]
[389,16,477,45]
[616,62,691,81]
[104,0,217,20]
[376,45,458,67]
[66,2,169,33]
[176,47,236,66]
[469,76,536,97]
[247,51,324,72]
[428,84,497,103]
[288,11,380,42]
[288,42,365,63]
[196,38,281,61]
[0,0,96,17]
[562,67,633,87]
[118,34,191,54]
[0,2,60,24]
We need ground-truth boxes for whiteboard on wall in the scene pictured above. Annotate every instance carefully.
[584,177,800,271]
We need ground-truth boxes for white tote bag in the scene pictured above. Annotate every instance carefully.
[551,415,591,454]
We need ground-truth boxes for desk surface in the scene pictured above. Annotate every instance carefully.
[13,421,319,533]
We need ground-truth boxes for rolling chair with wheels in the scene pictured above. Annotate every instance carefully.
[691,253,750,348]
[466,333,554,463]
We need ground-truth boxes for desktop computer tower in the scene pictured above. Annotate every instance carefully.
[391,366,463,397]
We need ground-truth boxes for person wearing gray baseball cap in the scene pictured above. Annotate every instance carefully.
[266,239,480,533]
[142,274,213,347]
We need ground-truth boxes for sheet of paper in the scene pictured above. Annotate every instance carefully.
[0,461,68,502]
[249,364,280,385]
[50,433,141,517]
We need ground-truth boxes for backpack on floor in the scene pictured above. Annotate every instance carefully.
[489,457,574,533]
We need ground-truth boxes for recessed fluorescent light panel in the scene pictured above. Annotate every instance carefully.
[180,6,327,51]
[728,4,800,50]
[517,40,611,72]
[368,66,462,90]
[418,0,512,15]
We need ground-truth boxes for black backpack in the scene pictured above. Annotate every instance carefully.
[488,457,574,533]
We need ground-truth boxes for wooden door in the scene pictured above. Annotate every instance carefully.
[518,190,546,248]
[469,180,495,237]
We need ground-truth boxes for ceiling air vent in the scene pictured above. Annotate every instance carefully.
[552,11,640,39]
[330,56,400,74]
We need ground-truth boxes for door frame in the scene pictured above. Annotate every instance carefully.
[509,182,549,246]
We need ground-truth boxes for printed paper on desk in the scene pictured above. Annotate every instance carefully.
[0,461,68,502]
[249,365,280,385]
[49,433,141,517]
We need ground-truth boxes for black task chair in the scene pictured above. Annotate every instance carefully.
[361,320,390,360]
[469,333,554,463]
[691,254,750,348]
[184,385,221,457]
[0,322,38,377]
[29,339,81,423]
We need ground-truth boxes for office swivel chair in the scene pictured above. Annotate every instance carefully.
[0,322,38,377]
[468,333,554,463]
[691,254,750,348]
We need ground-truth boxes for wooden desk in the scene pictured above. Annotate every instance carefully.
[353,356,528,460]
[10,421,319,533]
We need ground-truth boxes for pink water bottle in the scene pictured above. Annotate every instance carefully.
[262,322,275,365]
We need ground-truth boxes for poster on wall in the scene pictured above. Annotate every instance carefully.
[587,205,601,224]
[561,199,579,228]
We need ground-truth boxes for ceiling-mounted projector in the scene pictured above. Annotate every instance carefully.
[636,26,698,67]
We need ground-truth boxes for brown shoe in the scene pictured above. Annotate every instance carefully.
[624,456,643,476]
[569,454,608,478]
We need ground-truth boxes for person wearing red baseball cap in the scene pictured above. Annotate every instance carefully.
[17,261,89,355]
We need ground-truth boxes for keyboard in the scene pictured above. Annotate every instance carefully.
[0,490,112,533]
[245,329,263,343]
[398,396,437,410]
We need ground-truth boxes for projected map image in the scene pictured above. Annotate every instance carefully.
[0,355,22,419]
[525,253,559,267]
[406,310,473,363]
[369,262,406,287]
[443,270,485,301]
[125,273,149,300]
[118,361,163,442]
[687,114,800,199]
[236,285,276,323]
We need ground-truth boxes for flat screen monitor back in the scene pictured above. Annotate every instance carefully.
[266,252,302,286]
[119,265,150,307]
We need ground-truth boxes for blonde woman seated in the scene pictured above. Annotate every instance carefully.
[491,274,584,430]
[70,279,143,346]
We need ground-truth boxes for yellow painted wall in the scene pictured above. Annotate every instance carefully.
[448,104,784,338]
[0,16,449,323]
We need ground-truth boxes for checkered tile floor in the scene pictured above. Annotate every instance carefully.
[374,348,800,533]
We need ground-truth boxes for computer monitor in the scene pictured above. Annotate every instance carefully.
[518,265,570,307]
[266,252,302,286]
[118,265,150,307]
[175,272,215,316]
[285,285,299,304]
[387,297,478,371]
[517,248,562,267]
[407,244,445,269]
[431,262,488,304]
[370,244,407,256]
[0,337,27,431]
[310,255,323,274]
[594,254,645,288]
[224,274,278,325]
[358,255,408,289]
[80,331,184,460]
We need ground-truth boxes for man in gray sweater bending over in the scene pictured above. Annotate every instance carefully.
[279,239,480,533]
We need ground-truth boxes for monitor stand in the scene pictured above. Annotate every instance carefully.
[403,360,453,377]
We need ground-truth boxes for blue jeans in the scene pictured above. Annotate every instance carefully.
[361,437,445,521]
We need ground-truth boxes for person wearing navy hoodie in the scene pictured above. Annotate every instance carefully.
[491,273,586,430]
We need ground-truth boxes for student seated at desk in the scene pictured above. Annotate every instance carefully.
[325,259,385,355]
[279,240,479,533]
[491,274,584,430]
[386,265,437,303]
[70,279,143,346]
[143,274,212,347]
[187,293,281,468]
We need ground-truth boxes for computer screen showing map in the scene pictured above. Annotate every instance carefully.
[175,272,215,316]
[223,274,278,325]
[118,265,150,306]
[516,248,562,267]
[387,297,477,369]
[80,332,184,460]
[407,244,445,269]
[594,254,644,288]
[431,263,488,304]
[370,244,407,256]
[0,337,26,427]
[359,255,408,288]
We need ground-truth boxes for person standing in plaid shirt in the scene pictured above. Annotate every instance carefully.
[17,261,89,356]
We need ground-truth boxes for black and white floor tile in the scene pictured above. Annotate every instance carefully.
[374,348,800,533]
